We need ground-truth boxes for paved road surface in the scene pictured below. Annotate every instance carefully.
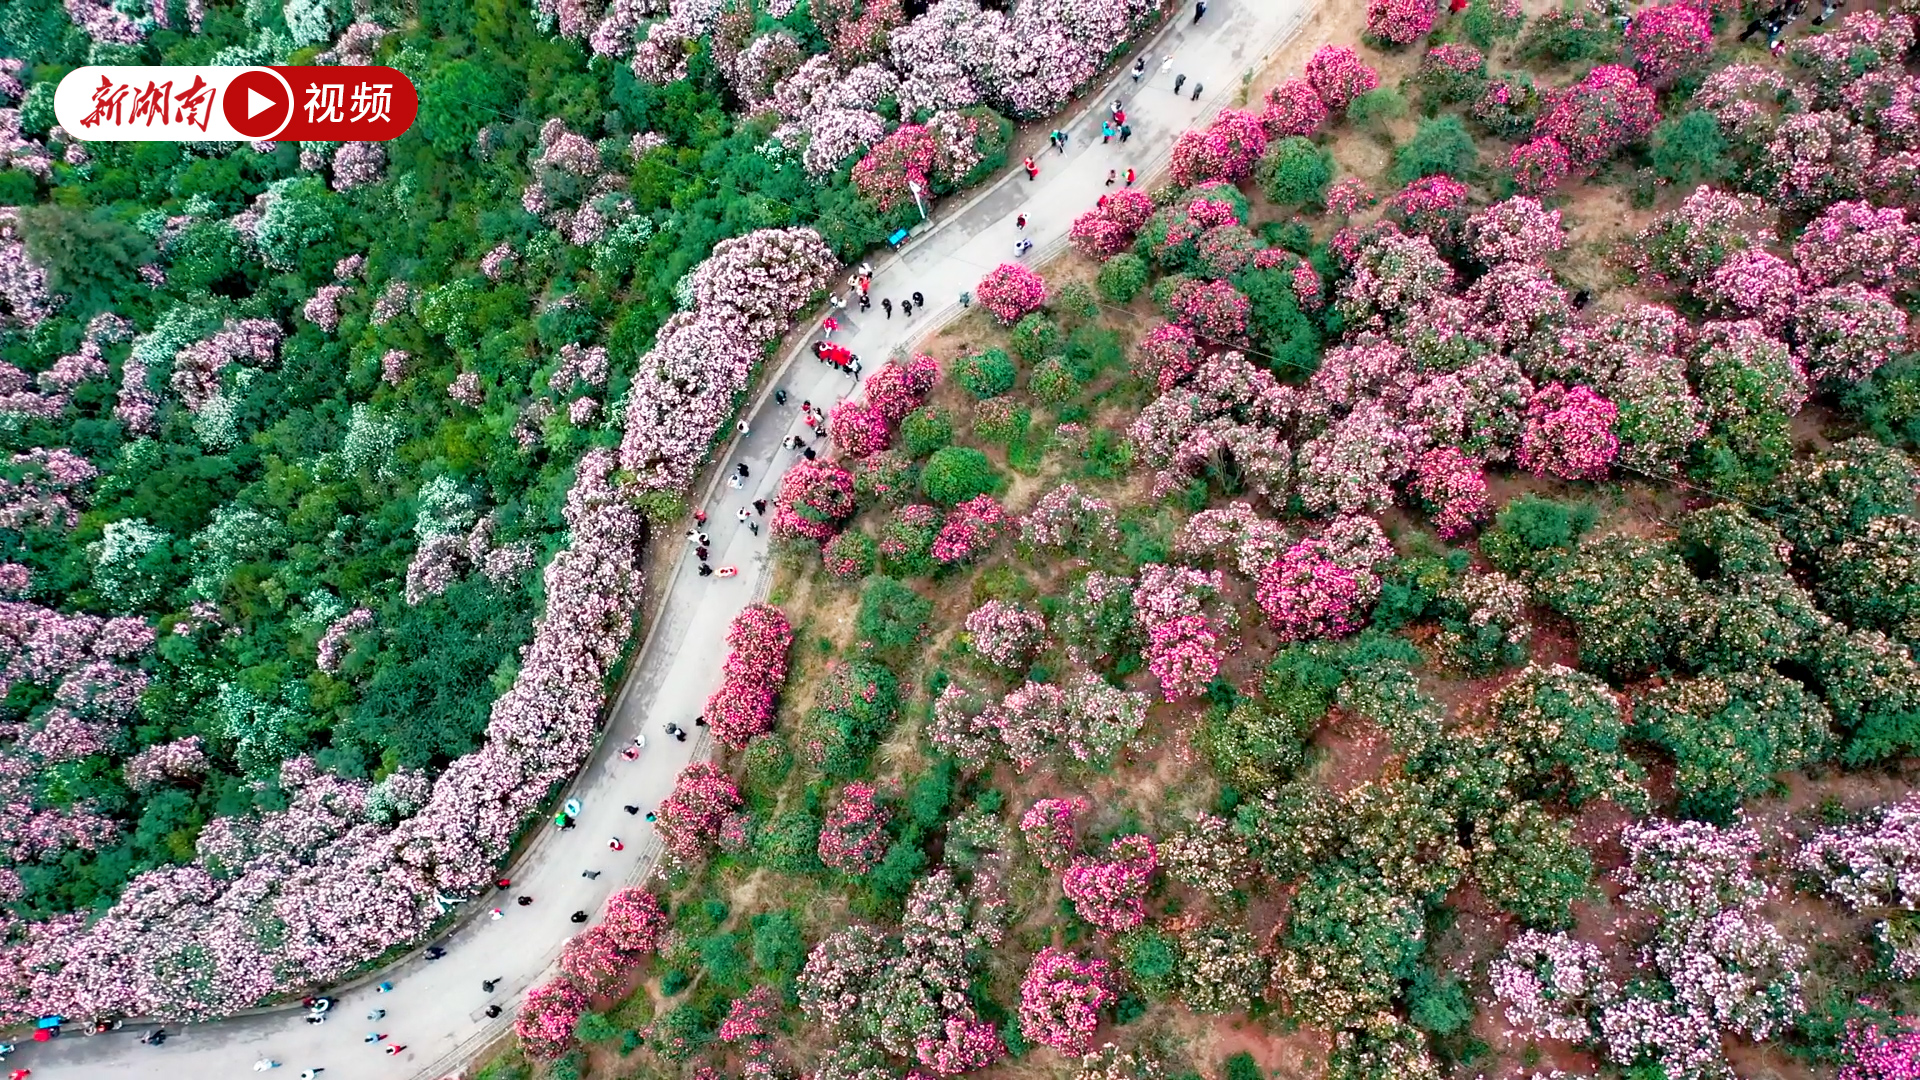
[22,2,1312,1076]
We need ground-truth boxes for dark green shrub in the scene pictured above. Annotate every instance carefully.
[1223,1052,1263,1080]
[899,407,954,458]
[1097,253,1151,302]
[1538,535,1700,680]
[1474,804,1594,929]
[1407,968,1474,1036]
[1121,929,1180,998]
[1030,357,1081,405]
[755,810,826,875]
[1649,110,1728,187]
[855,576,932,654]
[1257,137,1334,208]
[1634,671,1835,822]
[1347,87,1407,130]
[951,348,1018,399]
[1011,312,1062,362]
[1480,495,1598,576]
[1461,0,1526,47]
[921,446,1003,505]
[797,659,900,777]
[1393,115,1477,184]
[574,1012,621,1044]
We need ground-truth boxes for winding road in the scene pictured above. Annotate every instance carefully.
[21,2,1312,1076]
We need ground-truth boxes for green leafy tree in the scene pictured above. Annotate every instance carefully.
[1012,313,1062,362]
[1485,663,1646,809]
[855,576,931,655]
[920,447,1003,505]
[1634,671,1835,821]
[1480,494,1597,576]
[1473,803,1594,929]
[797,660,900,777]
[899,407,953,458]
[1393,115,1477,184]
[1097,253,1151,303]
[950,348,1018,399]
[1537,535,1699,680]
[1649,110,1728,187]
[1257,137,1334,209]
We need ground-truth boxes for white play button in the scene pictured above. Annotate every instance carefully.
[247,87,276,120]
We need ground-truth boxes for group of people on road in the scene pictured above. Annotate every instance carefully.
[1738,0,1844,51]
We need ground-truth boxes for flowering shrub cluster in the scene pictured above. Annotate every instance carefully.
[965,599,1047,671]
[657,763,748,869]
[1625,3,1712,86]
[1305,45,1379,112]
[1019,797,1086,870]
[1517,383,1619,481]
[1256,515,1393,640]
[1062,834,1157,933]
[1069,190,1156,258]
[1020,483,1120,555]
[772,459,858,543]
[1018,946,1115,1055]
[705,605,795,750]
[1133,564,1232,701]
[1534,65,1658,169]
[976,263,1048,324]
[933,495,1009,564]
[818,782,891,875]
[1798,794,1920,977]
[1169,109,1269,188]
[1365,0,1436,47]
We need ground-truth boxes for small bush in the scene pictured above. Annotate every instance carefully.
[1461,0,1525,48]
[1347,86,1407,130]
[921,446,1004,505]
[1257,137,1335,208]
[1052,279,1100,322]
[1223,1052,1263,1080]
[1648,110,1727,187]
[899,407,954,458]
[1097,253,1150,302]
[950,347,1018,399]
[1480,494,1597,575]
[1012,312,1063,362]
[1030,357,1081,405]
[1393,115,1477,184]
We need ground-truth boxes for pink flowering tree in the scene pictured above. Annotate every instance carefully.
[829,399,894,458]
[1467,196,1565,265]
[916,1014,1006,1075]
[1261,78,1329,138]
[1062,834,1157,933]
[1255,517,1392,642]
[1133,564,1232,701]
[976,263,1047,324]
[1169,109,1270,187]
[1366,0,1436,47]
[1793,284,1907,388]
[818,782,891,875]
[1839,1017,1920,1080]
[1020,483,1120,556]
[600,888,668,953]
[932,495,1010,565]
[517,977,590,1058]
[1508,137,1571,194]
[1069,189,1156,259]
[1534,65,1657,169]
[1019,797,1087,870]
[964,599,1048,672]
[1765,111,1873,213]
[771,459,857,543]
[1134,322,1205,391]
[657,763,746,869]
[1305,45,1380,112]
[1625,3,1712,86]
[559,925,634,996]
[705,604,794,750]
[1409,446,1491,539]
[1387,175,1471,250]
[864,353,941,424]
[1164,278,1251,341]
[1697,249,1801,334]
[1793,201,1920,293]
[1518,383,1620,481]
[1018,947,1115,1055]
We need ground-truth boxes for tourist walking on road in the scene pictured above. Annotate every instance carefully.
[1120,124,1131,143]
[383,1045,406,1056]
[1106,169,1116,186]
[1132,57,1145,81]
[1192,82,1204,101]
[1174,73,1186,95]
[571,910,589,923]
[482,979,500,993]
[1194,0,1206,22]
[1125,168,1136,186]
[255,1060,280,1071]
[299,1071,322,1079]
[1016,213,1027,230]
[1023,156,1038,180]
[912,291,924,308]
[1101,120,1113,142]
[1160,55,1174,76]
[882,297,893,318]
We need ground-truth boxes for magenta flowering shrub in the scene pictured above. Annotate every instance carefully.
[1386,175,1470,250]
[929,680,999,769]
[1169,109,1269,187]
[1133,564,1232,701]
[170,319,284,412]
[1177,503,1292,579]
[1625,3,1712,86]
[1508,137,1571,195]
[830,399,894,458]
[852,123,938,212]
[657,762,746,869]
[0,219,58,329]
[1062,834,1157,933]
[1305,45,1380,112]
[1794,285,1907,389]
[1798,794,1920,978]
[818,782,891,875]
[1692,63,1801,149]
[866,354,940,423]
[771,459,858,543]
[314,608,374,674]
[1840,1017,1920,1080]
[976,263,1047,324]
[1020,483,1120,555]
[1261,78,1329,138]
[1334,228,1455,330]
[600,888,668,953]
[1165,278,1251,341]
[1534,65,1658,168]
[705,604,794,750]
[1518,383,1619,481]
[878,503,942,571]
[1697,249,1801,334]
[1134,321,1204,391]
[1324,177,1377,217]
[1467,196,1565,266]
[964,599,1047,671]
[122,736,209,792]
[1409,446,1491,538]
[1256,516,1392,641]
[1631,186,1769,290]
[516,977,590,1059]
[559,925,633,996]
[1766,111,1873,213]
[933,495,1010,564]
[1069,190,1155,258]
[916,1013,1006,1074]
[1018,946,1115,1054]
[1795,201,1920,293]
[1365,0,1436,47]
[1019,797,1087,870]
